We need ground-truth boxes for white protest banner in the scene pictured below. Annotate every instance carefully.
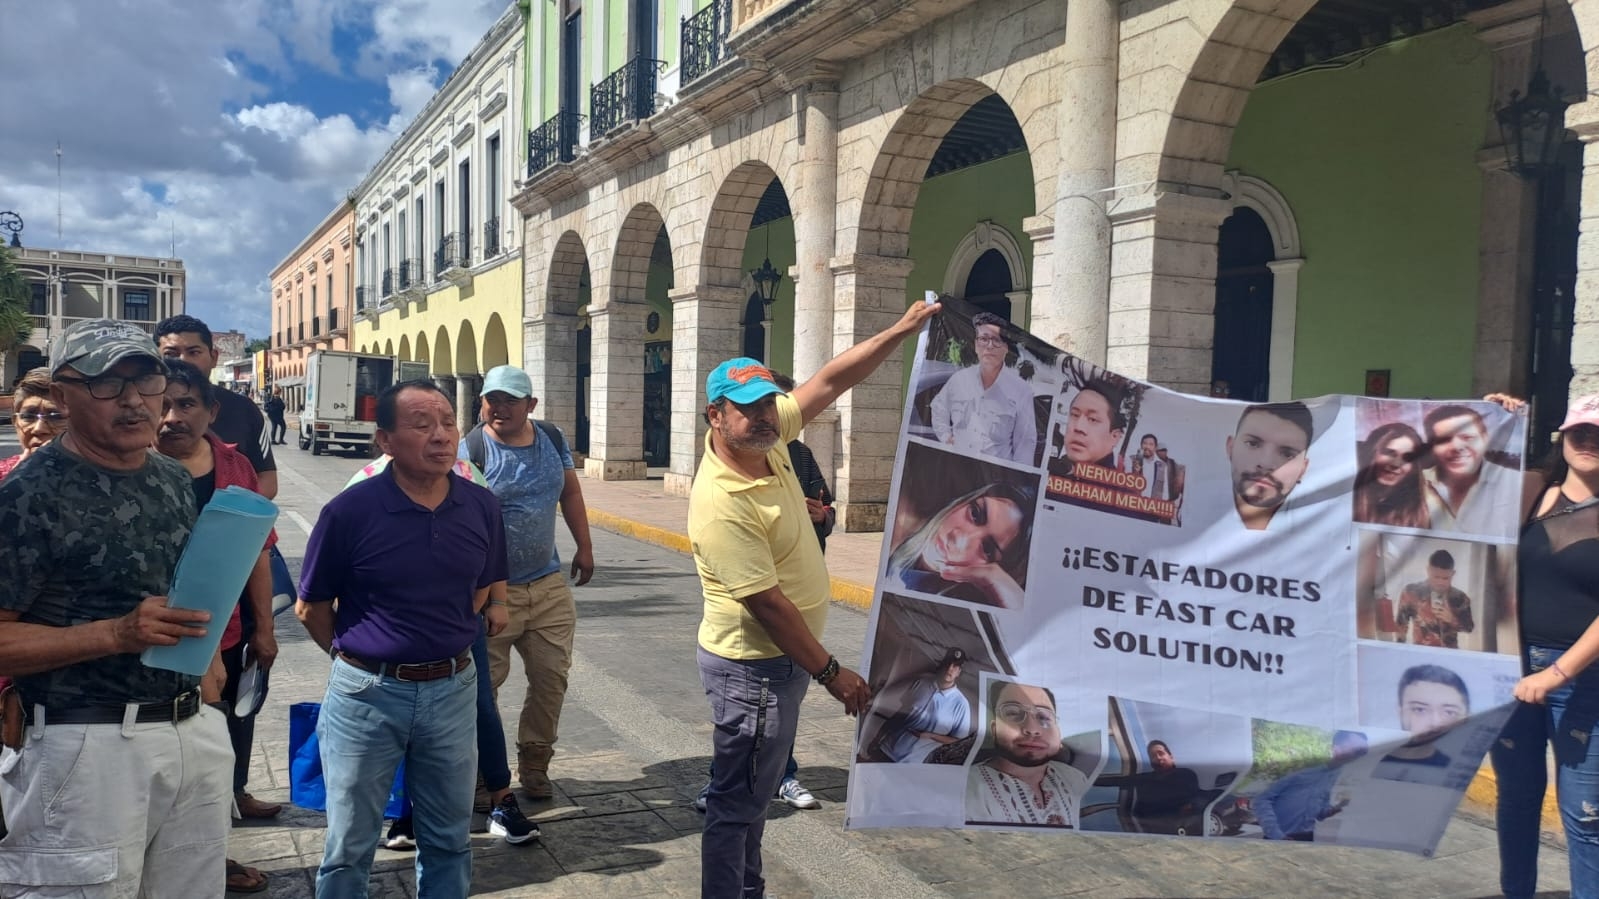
[846,296,1525,855]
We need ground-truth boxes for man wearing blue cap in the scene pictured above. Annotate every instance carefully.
[464,365,593,804]
[691,300,939,899]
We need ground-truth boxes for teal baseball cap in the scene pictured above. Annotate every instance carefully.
[481,365,533,399]
[706,358,782,405]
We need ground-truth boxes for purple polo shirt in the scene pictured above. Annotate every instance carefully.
[299,466,508,663]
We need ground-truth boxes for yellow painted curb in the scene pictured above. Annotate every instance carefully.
[1464,760,1561,831]
[588,509,876,609]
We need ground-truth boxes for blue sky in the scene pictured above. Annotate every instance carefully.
[0,0,510,340]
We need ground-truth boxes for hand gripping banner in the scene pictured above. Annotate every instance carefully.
[846,296,1526,855]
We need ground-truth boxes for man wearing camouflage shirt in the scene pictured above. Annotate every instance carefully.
[0,320,232,897]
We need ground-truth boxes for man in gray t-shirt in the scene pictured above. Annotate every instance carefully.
[0,319,232,897]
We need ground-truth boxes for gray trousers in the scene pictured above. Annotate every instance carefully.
[697,647,809,899]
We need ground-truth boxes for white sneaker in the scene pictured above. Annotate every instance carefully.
[776,777,819,809]
[694,782,709,813]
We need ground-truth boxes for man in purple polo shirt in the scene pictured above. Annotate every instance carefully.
[296,380,508,899]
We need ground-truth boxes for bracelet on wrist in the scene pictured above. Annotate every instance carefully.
[488,600,506,607]
[814,655,841,685]
[1551,660,1572,681]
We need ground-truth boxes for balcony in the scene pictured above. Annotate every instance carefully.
[682,0,733,86]
[484,217,502,259]
[527,111,582,178]
[329,307,343,334]
[355,285,371,311]
[435,231,473,287]
[311,315,322,337]
[381,268,396,298]
[397,258,424,294]
[590,55,665,139]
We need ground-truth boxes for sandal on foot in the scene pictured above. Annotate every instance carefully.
[226,859,269,894]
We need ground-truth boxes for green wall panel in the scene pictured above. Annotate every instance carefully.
[904,152,1038,325]
[741,217,798,376]
[1225,25,1490,399]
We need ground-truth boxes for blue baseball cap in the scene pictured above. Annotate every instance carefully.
[481,365,533,399]
[706,357,783,405]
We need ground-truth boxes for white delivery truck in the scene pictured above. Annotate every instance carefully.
[299,350,398,456]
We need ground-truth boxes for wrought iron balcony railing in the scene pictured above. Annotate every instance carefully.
[329,307,341,331]
[381,268,396,297]
[527,111,582,177]
[311,315,321,336]
[682,0,733,85]
[484,217,502,259]
[590,56,665,138]
[397,258,422,291]
[355,285,370,310]
[435,231,470,273]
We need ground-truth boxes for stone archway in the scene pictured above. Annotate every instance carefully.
[942,220,1030,318]
[482,313,510,369]
[398,335,411,362]
[586,204,670,480]
[530,230,591,453]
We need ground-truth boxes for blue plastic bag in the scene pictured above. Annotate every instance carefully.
[288,701,407,818]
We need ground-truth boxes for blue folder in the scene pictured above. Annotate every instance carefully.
[141,485,280,676]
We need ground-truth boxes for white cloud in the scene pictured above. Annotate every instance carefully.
[0,0,506,338]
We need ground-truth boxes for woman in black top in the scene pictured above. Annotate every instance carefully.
[1490,392,1599,899]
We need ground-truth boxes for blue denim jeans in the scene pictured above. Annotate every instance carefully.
[473,620,512,793]
[1491,644,1599,899]
[698,648,809,899]
[316,655,478,899]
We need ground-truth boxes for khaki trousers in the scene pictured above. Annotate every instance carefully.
[487,572,575,786]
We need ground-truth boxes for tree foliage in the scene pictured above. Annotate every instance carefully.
[0,246,34,355]
[245,337,271,354]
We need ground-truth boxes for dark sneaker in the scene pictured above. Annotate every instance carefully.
[384,816,416,851]
[694,782,709,812]
[488,795,540,845]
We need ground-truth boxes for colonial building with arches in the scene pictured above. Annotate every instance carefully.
[507,0,1597,532]
[268,202,355,414]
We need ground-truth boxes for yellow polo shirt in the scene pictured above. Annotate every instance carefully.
[690,393,830,659]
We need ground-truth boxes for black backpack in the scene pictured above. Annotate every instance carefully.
[464,420,569,474]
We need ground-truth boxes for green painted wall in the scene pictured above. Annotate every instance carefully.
[607,0,628,73]
[541,2,559,121]
[1225,25,1490,399]
[904,152,1037,323]
[646,252,674,336]
[742,216,798,375]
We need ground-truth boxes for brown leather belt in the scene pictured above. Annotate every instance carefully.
[338,651,471,682]
[23,687,204,726]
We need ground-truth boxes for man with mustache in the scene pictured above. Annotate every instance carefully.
[461,365,593,808]
[690,300,936,899]
[1226,402,1314,531]
[965,681,1087,828]
[0,320,233,896]
[1421,404,1522,539]
[929,311,1037,464]
[153,359,279,893]
[1373,665,1471,787]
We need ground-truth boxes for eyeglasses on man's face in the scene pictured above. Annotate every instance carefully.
[974,335,1007,347]
[56,371,168,400]
[15,410,67,426]
[995,702,1057,730]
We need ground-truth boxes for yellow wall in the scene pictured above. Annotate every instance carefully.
[352,256,524,375]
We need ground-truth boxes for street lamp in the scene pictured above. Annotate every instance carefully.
[1497,66,1568,178]
[749,255,781,306]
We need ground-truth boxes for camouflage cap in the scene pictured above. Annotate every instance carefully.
[51,319,165,378]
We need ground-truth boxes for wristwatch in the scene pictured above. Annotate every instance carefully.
[814,655,840,685]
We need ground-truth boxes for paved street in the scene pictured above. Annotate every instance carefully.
[0,428,1573,897]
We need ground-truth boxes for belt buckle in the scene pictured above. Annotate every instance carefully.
[172,689,197,722]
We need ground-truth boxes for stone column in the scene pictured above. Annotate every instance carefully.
[1106,191,1232,392]
[792,73,841,486]
[829,253,915,531]
[1043,0,1117,361]
[1568,103,1599,397]
[454,374,480,432]
[583,300,649,479]
[1467,3,1545,397]
[664,285,744,496]
[524,312,579,443]
[433,375,457,409]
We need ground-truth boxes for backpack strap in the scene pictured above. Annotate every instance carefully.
[533,420,569,461]
[465,423,487,473]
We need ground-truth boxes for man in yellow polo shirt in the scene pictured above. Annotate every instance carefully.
[690,300,938,899]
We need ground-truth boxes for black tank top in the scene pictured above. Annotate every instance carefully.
[1519,490,1599,649]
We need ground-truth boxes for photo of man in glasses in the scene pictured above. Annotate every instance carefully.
[929,311,1038,465]
[965,680,1093,828]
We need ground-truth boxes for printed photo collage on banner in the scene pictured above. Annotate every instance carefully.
[846,296,1525,855]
